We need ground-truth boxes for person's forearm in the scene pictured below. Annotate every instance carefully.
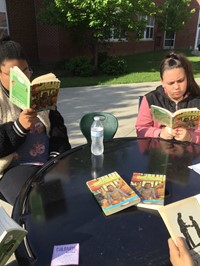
[0,121,27,157]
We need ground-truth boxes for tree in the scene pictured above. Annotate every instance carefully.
[155,0,195,48]
[37,0,156,67]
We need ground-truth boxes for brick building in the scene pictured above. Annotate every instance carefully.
[1,0,200,65]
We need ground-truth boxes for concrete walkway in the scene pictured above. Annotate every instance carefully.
[57,81,161,147]
[2,78,200,265]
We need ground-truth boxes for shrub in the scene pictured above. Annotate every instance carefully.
[65,56,95,77]
[97,52,111,67]
[100,56,127,75]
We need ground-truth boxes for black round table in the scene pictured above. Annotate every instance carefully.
[12,138,200,266]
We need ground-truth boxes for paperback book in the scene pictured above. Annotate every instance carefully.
[10,66,60,112]
[158,194,200,264]
[0,206,27,266]
[151,105,200,129]
[86,171,141,216]
[130,172,166,210]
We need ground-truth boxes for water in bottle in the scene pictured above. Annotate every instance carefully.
[91,116,104,155]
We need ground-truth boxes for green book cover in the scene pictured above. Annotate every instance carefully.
[0,207,27,266]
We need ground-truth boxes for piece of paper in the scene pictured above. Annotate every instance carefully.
[188,163,200,175]
[51,243,79,266]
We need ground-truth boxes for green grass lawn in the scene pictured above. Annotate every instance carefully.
[57,49,200,88]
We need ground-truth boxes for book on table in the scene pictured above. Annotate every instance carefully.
[130,172,166,210]
[158,194,200,264]
[151,105,200,129]
[10,66,60,112]
[86,171,141,216]
[0,206,27,266]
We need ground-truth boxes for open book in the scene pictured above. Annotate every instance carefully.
[159,194,200,264]
[10,66,60,112]
[0,206,27,266]
[86,172,141,216]
[130,172,166,210]
[151,105,200,129]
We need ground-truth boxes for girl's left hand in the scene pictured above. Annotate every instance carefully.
[173,127,191,142]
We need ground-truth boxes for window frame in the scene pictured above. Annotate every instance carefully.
[104,26,127,43]
[0,0,9,36]
[139,15,155,41]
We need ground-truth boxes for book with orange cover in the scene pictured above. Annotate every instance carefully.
[86,172,141,216]
[130,172,166,210]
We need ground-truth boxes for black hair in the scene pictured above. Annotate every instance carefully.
[0,34,27,65]
[160,51,200,96]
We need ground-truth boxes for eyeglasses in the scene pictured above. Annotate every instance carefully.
[0,66,33,77]
[22,66,33,77]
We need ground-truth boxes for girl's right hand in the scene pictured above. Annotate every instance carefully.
[19,108,38,130]
[160,127,175,140]
[168,237,195,266]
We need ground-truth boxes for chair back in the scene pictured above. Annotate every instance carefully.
[80,112,118,143]
[138,96,143,110]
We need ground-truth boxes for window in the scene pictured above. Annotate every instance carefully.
[194,11,200,50]
[105,27,127,42]
[0,0,9,36]
[164,31,175,49]
[139,15,155,40]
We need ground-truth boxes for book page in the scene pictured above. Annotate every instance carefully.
[151,105,173,128]
[0,207,21,236]
[159,196,200,263]
[0,207,27,266]
[31,73,59,85]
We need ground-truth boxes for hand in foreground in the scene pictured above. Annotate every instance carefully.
[173,127,191,142]
[19,108,38,130]
[160,127,175,140]
[168,237,195,266]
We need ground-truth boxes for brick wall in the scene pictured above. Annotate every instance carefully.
[175,0,200,49]
[6,0,39,65]
[6,0,200,65]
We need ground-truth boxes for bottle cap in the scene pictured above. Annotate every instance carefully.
[94,116,100,121]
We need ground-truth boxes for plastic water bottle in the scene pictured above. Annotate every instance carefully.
[91,116,104,155]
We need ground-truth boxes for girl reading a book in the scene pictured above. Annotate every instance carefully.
[136,52,200,143]
[0,35,71,205]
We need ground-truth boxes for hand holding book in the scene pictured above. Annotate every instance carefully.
[160,126,192,142]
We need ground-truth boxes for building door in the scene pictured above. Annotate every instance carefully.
[163,31,175,49]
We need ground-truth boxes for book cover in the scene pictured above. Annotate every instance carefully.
[10,66,60,112]
[51,243,79,266]
[0,206,27,266]
[158,194,200,264]
[86,172,141,216]
[130,172,166,210]
[151,105,200,129]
